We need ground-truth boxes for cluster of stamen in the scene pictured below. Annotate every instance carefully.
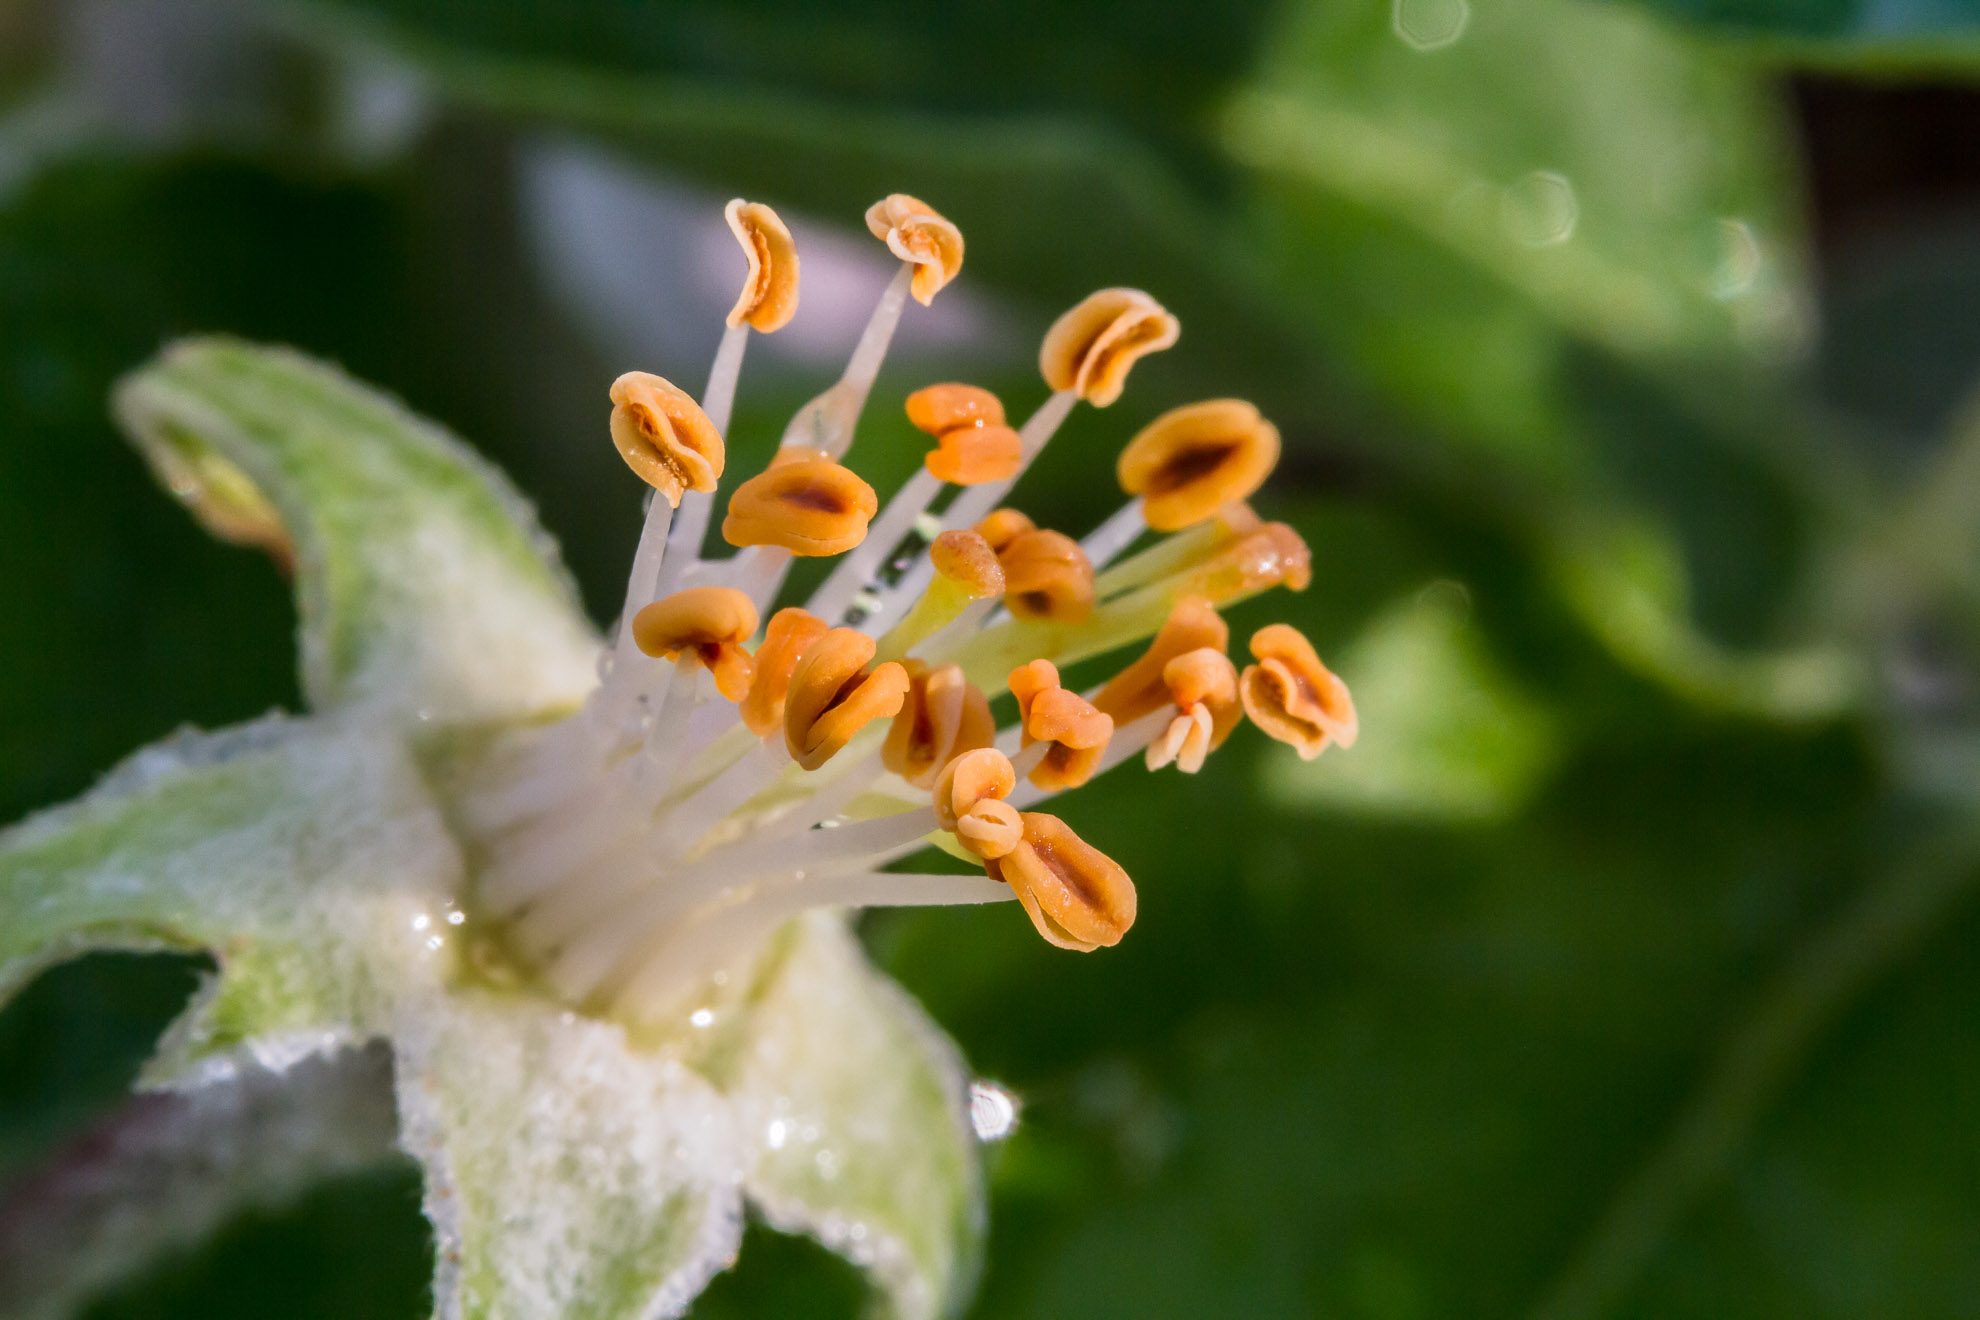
[462,192,1356,1023]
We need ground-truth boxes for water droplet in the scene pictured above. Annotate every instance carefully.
[689,1008,715,1028]
[446,910,466,926]
[1393,0,1468,50]
[969,1080,1020,1141]
[1501,171,1578,248]
[1709,218,1761,300]
[411,913,432,932]
[766,1119,789,1149]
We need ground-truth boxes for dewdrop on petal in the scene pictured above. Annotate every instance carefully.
[631,586,760,703]
[908,383,1023,486]
[866,193,964,305]
[723,199,800,333]
[723,449,878,555]
[1118,399,1282,532]
[1039,288,1180,407]
[609,372,725,507]
[883,661,996,788]
[1239,623,1357,760]
[990,813,1137,951]
[784,628,910,770]
[1008,659,1113,791]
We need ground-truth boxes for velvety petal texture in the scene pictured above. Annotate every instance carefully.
[112,339,600,732]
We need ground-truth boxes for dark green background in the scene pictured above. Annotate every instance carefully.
[4,0,1980,1316]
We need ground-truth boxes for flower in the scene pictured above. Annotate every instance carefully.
[0,192,1354,1319]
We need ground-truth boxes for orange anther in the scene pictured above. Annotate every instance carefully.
[1092,597,1229,726]
[883,661,996,788]
[1008,659,1113,791]
[723,199,799,333]
[988,812,1137,951]
[998,528,1095,623]
[630,586,760,702]
[608,372,725,507]
[783,628,911,770]
[1038,288,1178,407]
[1146,647,1241,773]
[1238,624,1356,760]
[972,508,1036,554]
[739,607,829,737]
[865,193,964,305]
[722,450,878,556]
[928,530,1004,601]
[1118,399,1281,532]
[932,746,1017,831]
[907,384,1022,485]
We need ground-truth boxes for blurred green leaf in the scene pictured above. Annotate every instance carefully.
[1262,584,1562,822]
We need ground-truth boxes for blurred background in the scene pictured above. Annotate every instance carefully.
[4,0,1980,1316]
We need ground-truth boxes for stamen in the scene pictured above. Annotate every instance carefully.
[1009,659,1113,790]
[609,372,725,511]
[910,383,1023,486]
[631,586,759,703]
[723,199,800,334]
[942,522,1308,684]
[1092,597,1230,726]
[932,747,1022,860]
[882,662,996,788]
[875,530,1005,659]
[865,193,965,306]
[986,813,1137,951]
[723,448,877,556]
[1144,647,1241,774]
[740,607,830,736]
[784,628,911,770]
[993,521,1095,623]
[1238,623,1357,760]
[1038,287,1179,408]
[1117,399,1280,532]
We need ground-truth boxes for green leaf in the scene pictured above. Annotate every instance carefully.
[112,339,599,734]
[711,913,982,1320]
[1262,586,1562,822]
[391,988,747,1320]
[1619,0,1980,70]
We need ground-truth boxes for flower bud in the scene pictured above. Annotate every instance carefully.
[631,586,760,702]
[1238,623,1356,760]
[723,199,799,333]
[1118,399,1280,532]
[865,193,964,305]
[609,372,725,507]
[723,450,878,556]
[1038,288,1178,406]
[784,628,910,770]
